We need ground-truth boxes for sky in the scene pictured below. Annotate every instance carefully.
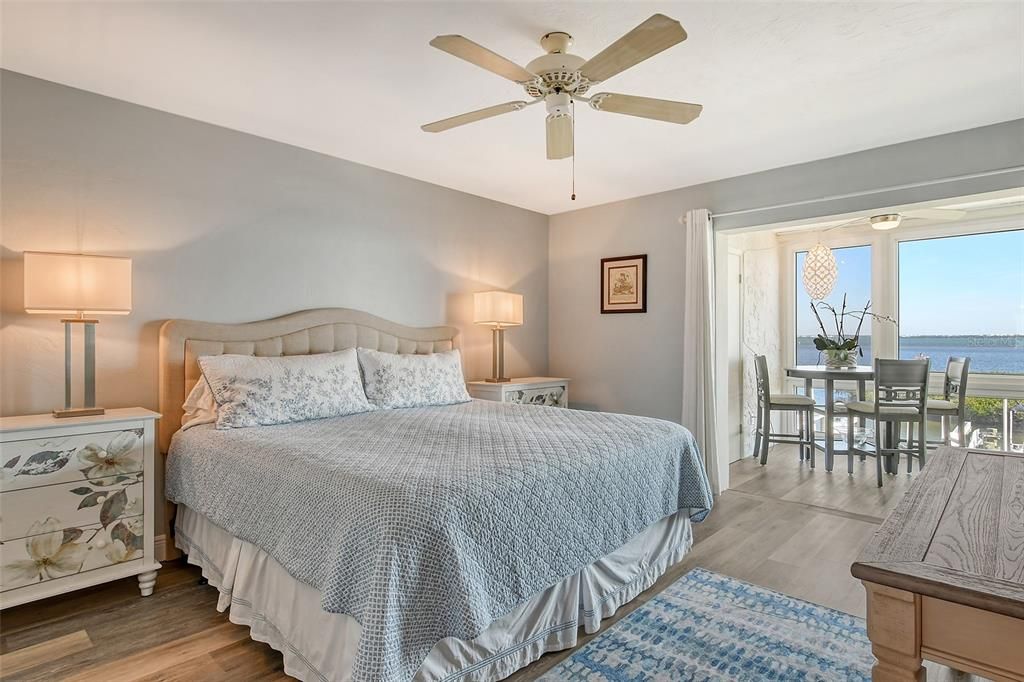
[796,229,1024,336]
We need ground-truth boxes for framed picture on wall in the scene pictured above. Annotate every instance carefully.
[601,254,647,314]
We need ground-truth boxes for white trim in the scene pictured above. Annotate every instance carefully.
[155,533,179,562]
[713,230,731,489]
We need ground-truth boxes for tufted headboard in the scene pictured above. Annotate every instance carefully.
[158,308,460,452]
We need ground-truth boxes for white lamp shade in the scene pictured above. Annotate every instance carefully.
[801,244,837,301]
[473,291,523,327]
[24,252,132,315]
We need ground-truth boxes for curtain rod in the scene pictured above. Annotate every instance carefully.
[709,166,1024,219]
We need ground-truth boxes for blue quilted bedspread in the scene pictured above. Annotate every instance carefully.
[166,399,713,681]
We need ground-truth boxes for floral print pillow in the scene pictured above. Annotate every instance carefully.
[198,349,373,429]
[358,348,471,409]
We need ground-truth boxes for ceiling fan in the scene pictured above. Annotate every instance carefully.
[830,208,968,232]
[421,14,701,160]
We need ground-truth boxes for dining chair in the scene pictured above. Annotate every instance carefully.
[846,358,930,487]
[927,356,971,447]
[753,355,816,467]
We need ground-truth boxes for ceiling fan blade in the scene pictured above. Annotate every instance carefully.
[902,208,968,221]
[429,35,536,83]
[546,115,573,160]
[421,101,527,133]
[589,93,702,124]
[579,14,687,83]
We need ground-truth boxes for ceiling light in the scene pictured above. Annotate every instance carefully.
[870,214,902,230]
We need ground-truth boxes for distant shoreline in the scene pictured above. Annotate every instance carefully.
[797,334,1023,347]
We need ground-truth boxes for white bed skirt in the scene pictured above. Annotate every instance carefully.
[174,506,693,682]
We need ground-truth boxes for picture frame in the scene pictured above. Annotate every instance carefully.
[600,254,647,314]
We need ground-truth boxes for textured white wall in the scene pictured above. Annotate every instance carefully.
[0,72,550,420]
[734,233,782,457]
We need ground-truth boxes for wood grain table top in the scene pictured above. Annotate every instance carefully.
[852,446,1024,619]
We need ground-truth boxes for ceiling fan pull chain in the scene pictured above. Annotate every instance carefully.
[571,100,576,201]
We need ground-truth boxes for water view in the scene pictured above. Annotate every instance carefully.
[796,335,1024,374]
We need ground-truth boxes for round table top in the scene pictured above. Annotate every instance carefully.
[785,365,874,380]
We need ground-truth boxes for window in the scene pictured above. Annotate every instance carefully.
[795,244,873,366]
[898,229,1024,374]
[899,228,1024,452]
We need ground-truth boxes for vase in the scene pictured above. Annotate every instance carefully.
[823,349,858,369]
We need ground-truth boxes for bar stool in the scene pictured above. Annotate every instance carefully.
[752,355,816,467]
[927,356,971,447]
[846,358,930,487]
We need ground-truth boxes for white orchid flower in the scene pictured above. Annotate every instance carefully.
[2,518,87,585]
[78,432,139,480]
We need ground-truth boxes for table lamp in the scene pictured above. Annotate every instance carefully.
[24,252,132,417]
[473,291,523,383]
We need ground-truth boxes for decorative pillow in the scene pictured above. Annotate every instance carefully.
[181,378,218,431]
[357,348,471,409]
[198,349,373,429]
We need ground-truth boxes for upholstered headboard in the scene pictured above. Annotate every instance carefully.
[157,308,461,452]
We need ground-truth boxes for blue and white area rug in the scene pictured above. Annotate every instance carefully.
[540,568,873,681]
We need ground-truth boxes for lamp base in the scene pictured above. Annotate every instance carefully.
[484,377,511,383]
[53,407,105,419]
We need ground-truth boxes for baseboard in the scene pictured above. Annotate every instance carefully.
[154,534,181,561]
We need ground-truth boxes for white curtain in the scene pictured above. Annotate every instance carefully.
[681,208,720,494]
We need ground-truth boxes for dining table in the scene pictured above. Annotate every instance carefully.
[784,365,875,471]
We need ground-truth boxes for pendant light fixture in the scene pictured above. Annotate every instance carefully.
[802,242,837,300]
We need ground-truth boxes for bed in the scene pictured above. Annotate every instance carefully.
[158,308,713,682]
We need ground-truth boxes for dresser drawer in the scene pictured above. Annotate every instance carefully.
[504,385,568,407]
[1,427,145,493]
[1,519,143,593]
[1,475,143,542]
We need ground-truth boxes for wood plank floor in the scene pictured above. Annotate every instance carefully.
[1,447,984,681]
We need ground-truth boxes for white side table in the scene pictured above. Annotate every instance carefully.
[467,377,570,408]
[0,408,161,608]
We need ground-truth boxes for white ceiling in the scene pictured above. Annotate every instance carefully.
[3,1,1022,215]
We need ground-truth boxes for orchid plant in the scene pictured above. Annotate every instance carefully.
[810,294,896,362]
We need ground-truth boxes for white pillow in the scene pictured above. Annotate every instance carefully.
[181,378,218,431]
[198,349,373,429]
[357,348,471,409]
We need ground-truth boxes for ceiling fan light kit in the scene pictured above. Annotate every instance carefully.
[422,14,702,164]
[869,213,903,230]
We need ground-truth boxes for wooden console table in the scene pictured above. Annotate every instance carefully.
[852,446,1024,681]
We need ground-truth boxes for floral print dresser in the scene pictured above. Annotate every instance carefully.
[466,377,570,408]
[0,408,161,609]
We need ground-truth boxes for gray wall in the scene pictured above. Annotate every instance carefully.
[1,70,550,421]
[549,119,1024,422]
[0,71,550,529]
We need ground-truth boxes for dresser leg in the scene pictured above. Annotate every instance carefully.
[863,581,925,681]
[870,644,925,681]
[138,570,158,597]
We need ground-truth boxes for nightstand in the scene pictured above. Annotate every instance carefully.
[467,377,570,408]
[0,408,161,609]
